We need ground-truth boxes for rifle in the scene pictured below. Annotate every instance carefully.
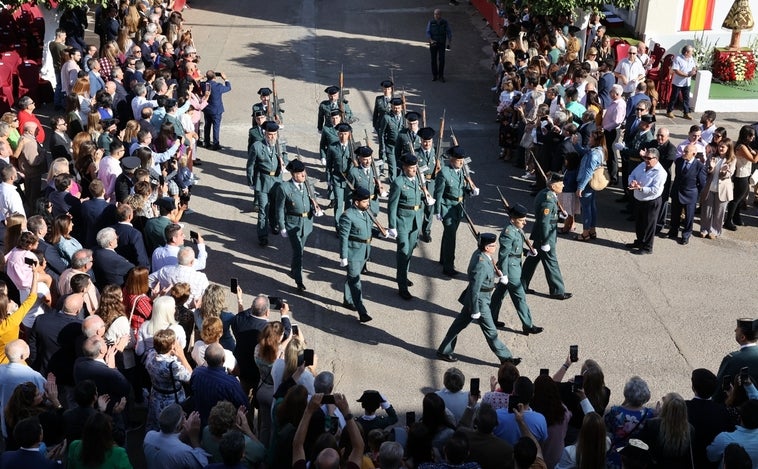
[338,65,351,124]
[341,168,388,238]
[433,109,446,177]
[295,147,323,216]
[400,88,408,127]
[461,206,504,278]
[274,137,287,177]
[450,126,478,193]
[364,129,385,197]
[406,141,435,206]
[421,100,427,128]
[496,186,535,253]
[271,73,285,124]
[531,157,567,217]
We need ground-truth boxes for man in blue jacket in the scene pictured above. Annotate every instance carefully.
[202,70,232,151]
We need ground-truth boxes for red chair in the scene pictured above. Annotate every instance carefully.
[0,61,15,110]
[615,42,631,63]
[172,0,187,11]
[646,44,667,82]
[655,54,675,108]
[16,59,41,104]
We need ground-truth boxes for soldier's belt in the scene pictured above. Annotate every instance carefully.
[267,171,276,176]
[399,204,421,211]
[425,174,433,180]
[509,254,521,258]
[287,212,309,217]
[348,236,372,244]
[480,287,494,292]
[444,195,464,202]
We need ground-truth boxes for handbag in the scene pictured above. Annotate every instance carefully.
[589,165,609,191]
[749,168,758,186]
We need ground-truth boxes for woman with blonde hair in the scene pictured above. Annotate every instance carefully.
[46,157,81,197]
[194,284,239,351]
[135,295,185,356]
[86,110,102,142]
[0,112,20,149]
[272,335,316,397]
[122,120,141,149]
[701,137,737,238]
[254,321,287,448]
[638,393,694,468]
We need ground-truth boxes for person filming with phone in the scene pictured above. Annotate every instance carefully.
[715,318,758,403]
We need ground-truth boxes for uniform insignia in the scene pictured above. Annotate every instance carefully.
[543,208,550,215]
[505,228,510,234]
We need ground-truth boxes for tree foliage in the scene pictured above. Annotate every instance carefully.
[0,0,107,11]
[496,0,638,17]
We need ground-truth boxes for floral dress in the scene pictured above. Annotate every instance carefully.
[605,405,656,469]
[144,349,191,431]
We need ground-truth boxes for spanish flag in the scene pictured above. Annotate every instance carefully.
[681,0,716,31]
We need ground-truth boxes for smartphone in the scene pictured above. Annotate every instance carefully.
[24,257,37,266]
[303,349,314,367]
[569,345,579,363]
[540,368,550,376]
[470,378,480,395]
[230,278,238,294]
[321,394,335,405]
[723,375,732,392]
[573,375,584,392]
[740,367,750,384]
[190,230,199,240]
[268,296,284,310]
[508,396,521,413]
[215,72,222,77]
[406,411,416,426]
[159,175,165,186]
[292,324,299,336]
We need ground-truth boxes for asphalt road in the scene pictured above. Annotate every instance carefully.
[178,0,758,418]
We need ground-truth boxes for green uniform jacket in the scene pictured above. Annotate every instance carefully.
[497,221,526,275]
[434,164,466,215]
[417,148,438,183]
[338,205,373,261]
[714,346,758,401]
[275,180,314,234]
[317,99,353,131]
[388,175,422,231]
[327,142,353,185]
[347,164,380,215]
[379,112,404,157]
[531,188,559,246]
[248,125,265,153]
[460,250,496,316]
[247,140,288,192]
[373,94,392,131]
[319,125,339,162]
[395,129,421,164]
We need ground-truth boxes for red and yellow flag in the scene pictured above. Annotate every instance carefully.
[681,0,716,31]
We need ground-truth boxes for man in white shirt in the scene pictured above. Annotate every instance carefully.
[614,46,646,97]
[0,164,25,222]
[97,138,125,202]
[151,224,207,272]
[666,45,697,120]
[0,340,46,439]
[627,148,666,255]
[148,247,209,308]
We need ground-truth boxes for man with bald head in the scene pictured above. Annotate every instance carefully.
[0,340,46,439]
[189,343,248,427]
[666,143,706,245]
[74,335,130,414]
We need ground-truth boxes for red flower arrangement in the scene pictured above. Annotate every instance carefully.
[713,49,756,82]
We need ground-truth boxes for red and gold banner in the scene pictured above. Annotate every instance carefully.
[681,0,716,31]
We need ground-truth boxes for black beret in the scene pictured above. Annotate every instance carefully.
[286,159,305,173]
[509,203,529,219]
[390,97,403,106]
[405,112,420,122]
[355,146,373,157]
[257,87,272,96]
[381,80,394,88]
[402,154,418,166]
[335,123,352,133]
[263,121,279,132]
[353,187,371,201]
[325,86,340,95]
[418,127,435,140]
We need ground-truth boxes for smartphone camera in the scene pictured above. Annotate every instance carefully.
[572,375,584,393]
[230,278,238,294]
[569,345,579,363]
[470,378,480,396]
[303,349,314,367]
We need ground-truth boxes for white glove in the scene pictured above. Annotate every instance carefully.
[472,187,480,197]
[499,275,509,284]
[613,142,625,151]
[470,311,481,320]
[387,228,398,239]
[380,191,389,198]
[425,195,436,206]
[282,169,289,175]
[435,213,443,221]
[540,244,551,252]
[379,393,391,409]
[527,249,538,257]
[340,258,348,267]
[280,229,288,238]
[315,210,324,217]
[321,158,327,166]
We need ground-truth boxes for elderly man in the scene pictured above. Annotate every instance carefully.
[152,224,207,272]
[143,404,208,469]
[614,46,646,97]
[73,336,130,410]
[92,227,134,289]
[149,247,209,307]
[627,148,666,254]
[602,84,626,186]
[666,45,697,120]
[0,164,24,245]
[426,8,452,82]
[202,69,231,150]
[189,343,248,427]
[16,121,46,204]
[131,82,159,121]
[111,205,149,267]
[16,96,45,144]
[0,340,46,439]
[666,143,706,245]
[642,127,677,234]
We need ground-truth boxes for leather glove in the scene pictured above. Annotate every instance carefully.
[540,244,551,252]
[472,187,480,196]
[340,258,348,267]
[280,229,288,238]
[387,228,398,239]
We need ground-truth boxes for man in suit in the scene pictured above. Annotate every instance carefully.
[87,58,105,97]
[73,336,131,410]
[49,115,72,160]
[666,143,706,245]
[577,110,597,148]
[92,227,135,289]
[715,318,758,402]
[0,417,61,468]
[686,368,734,469]
[230,292,292,396]
[142,197,176,255]
[643,127,677,234]
[111,204,149,267]
[248,121,288,247]
[372,80,394,132]
[337,188,375,323]
[522,174,572,300]
[202,69,231,150]
[81,179,110,248]
[388,155,424,300]
[27,215,67,282]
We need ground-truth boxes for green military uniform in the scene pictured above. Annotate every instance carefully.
[347,156,380,216]
[395,127,421,167]
[434,148,469,275]
[379,102,404,181]
[490,217,535,329]
[714,319,758,402]
[319,114,340,202]
[247,122,288,245]
[387,157,423,298]
[521,186,567,295]
[372,82,393,132]
[338,188,374,323]
[317,86,353,132]
[275,165,314,290]
[437,236,515,363]
[326,132,353,229]
[248,120,266,153]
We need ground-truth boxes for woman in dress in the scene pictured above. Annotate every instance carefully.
[605,376,656,469]
[144,328,192,431]
[700,137,736,238]
[574,129,606,241]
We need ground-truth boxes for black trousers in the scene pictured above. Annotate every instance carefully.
[604,128,619,184]
[725,176,750,225]
[634,197,662,251]
[430,43,446,78]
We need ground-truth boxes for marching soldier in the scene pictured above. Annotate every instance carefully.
[347,146,384,216]
[275,160,320,291]
[338,187,375,323]
[327,123,354,229]
[436,233,521,365]
[378,98,405,181]
[372,80,394,133]
[395,112,422,167]
[522,173,572,300]
[247,121,288,247]
[319,110,343,207]
[490,204,544,334]
[417,127,438,243]
[387,155,423,300]
[252,87,272,115]
[247,109,267,152]
[434,146,476,276]
[317,85,353,132]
